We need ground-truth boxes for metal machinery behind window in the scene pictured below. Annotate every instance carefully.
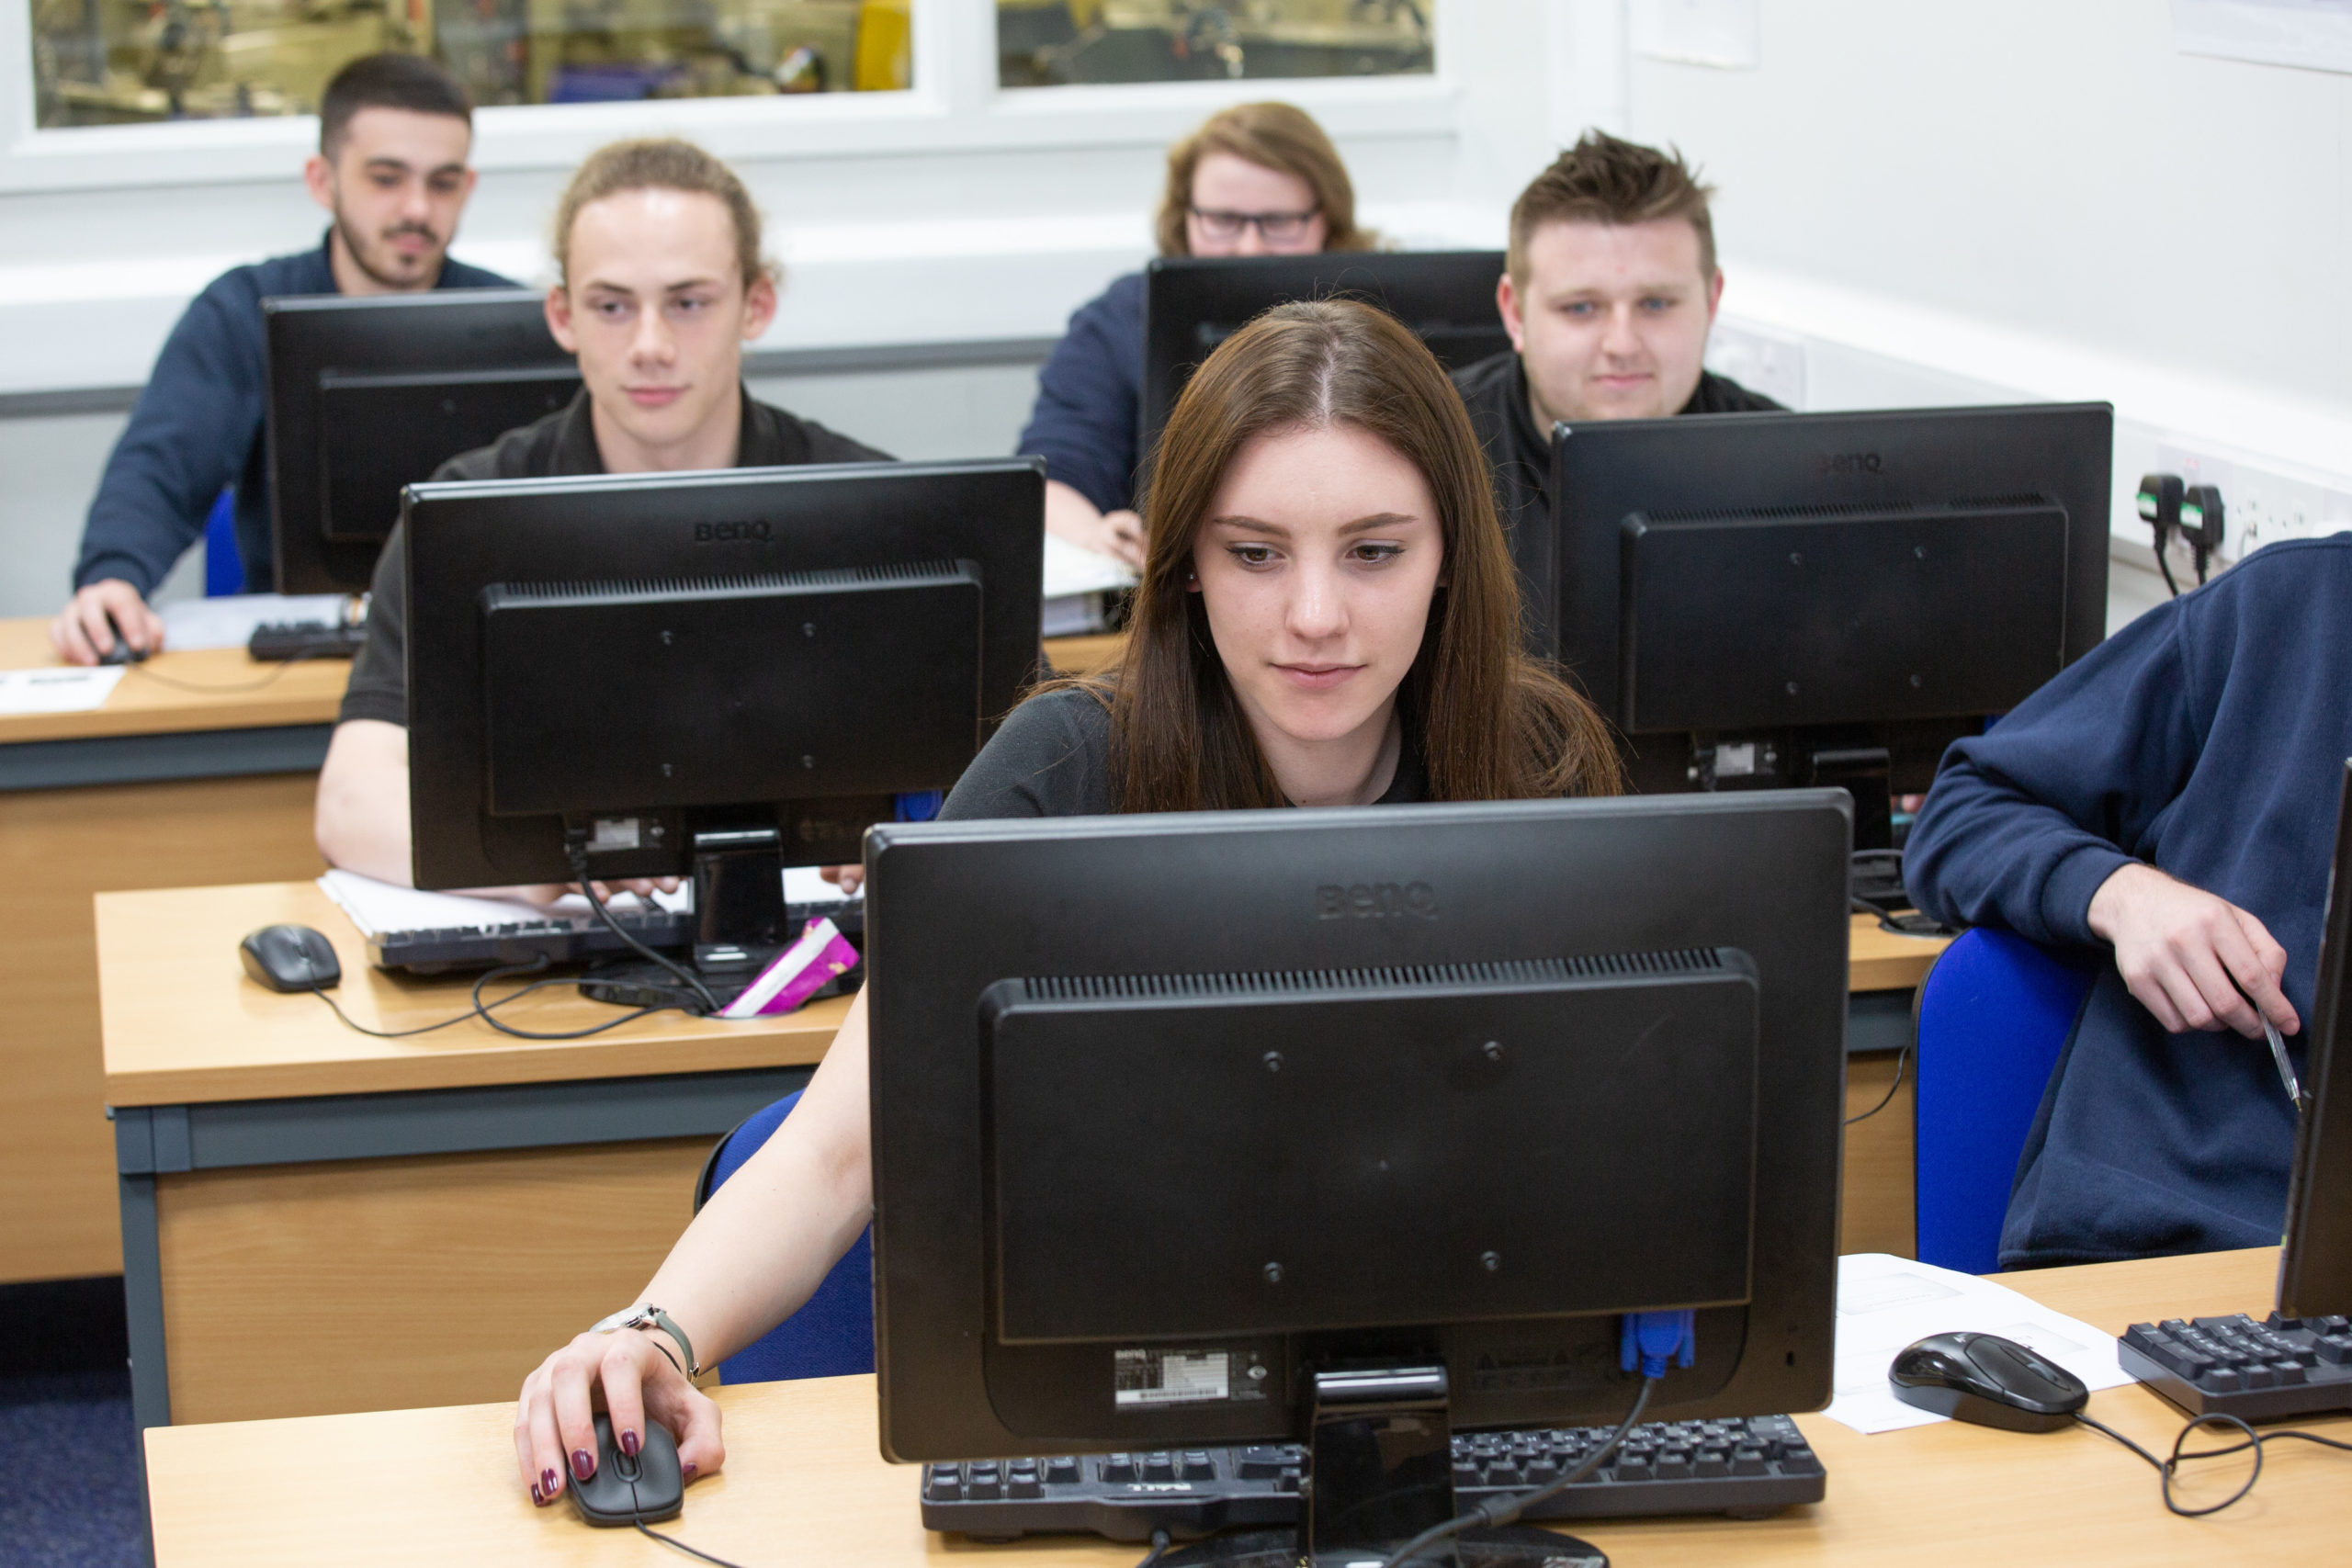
[996,0,1432,87]
[29,0,912,126]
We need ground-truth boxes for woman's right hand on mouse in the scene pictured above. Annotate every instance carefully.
[514,1324,725,1506]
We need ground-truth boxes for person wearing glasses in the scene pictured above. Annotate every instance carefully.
[1018,101,1374,570]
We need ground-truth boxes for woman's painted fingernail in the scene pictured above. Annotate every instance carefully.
[620,1427,640,1458]
[571,1449,595,1480]
[530,1481,543,1506]
[682,1461,698,1483]
[542,1466,560,1495]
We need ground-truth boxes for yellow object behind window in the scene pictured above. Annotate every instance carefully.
[854,0,914,92]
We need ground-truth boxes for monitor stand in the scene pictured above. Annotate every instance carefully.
[1161,1366,1608,1568]
[577,821,859,1013]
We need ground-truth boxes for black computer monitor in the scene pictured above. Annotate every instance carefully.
[2279,757,2352,1318]
[866,790,1849,1562]
[263,290,580,593]
[401,459,1043,983]
[1544,403,2115,846]
[1140,252,1511,466]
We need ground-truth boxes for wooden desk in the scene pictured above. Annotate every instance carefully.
[0,616,350,1284]
[144,1247,2343,1566]
[3,623,1118,1287]
[99,881,849,1430]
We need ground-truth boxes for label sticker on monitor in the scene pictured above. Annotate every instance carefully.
[588,817,642,852]
[1114,1349,1232,1406]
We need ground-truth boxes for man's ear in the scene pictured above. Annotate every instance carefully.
[544,284,578,355]
[302,152,335,214]
[1705,267,1724,324]
[740,272,778,344]
[1496,271,1527,355]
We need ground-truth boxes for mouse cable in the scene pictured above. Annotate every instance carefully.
[308,955,684,1042]
[1846,1036,1911,1126]
[633,1518,752,1567]
[309,955,555,1038]
[121,645,333,694]
[566,842,723,1018]
[2074,1408,2352,1517]
[1135,1527,1173,1568]
[1376,1373,1657,1568]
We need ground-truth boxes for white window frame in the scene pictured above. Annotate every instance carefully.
[0,0,1462,195]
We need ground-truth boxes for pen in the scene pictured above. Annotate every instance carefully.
[2264,1019,2301,1107]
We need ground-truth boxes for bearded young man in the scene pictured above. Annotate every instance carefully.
[51,52,513,664]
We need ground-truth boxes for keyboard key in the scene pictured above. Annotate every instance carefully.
[1099,1455,1136,1483]
[1238,1447,1291,1480]
[922,1466,961,1502]
[1179,1452,1216,1482]
[1045,1457,1080,1484]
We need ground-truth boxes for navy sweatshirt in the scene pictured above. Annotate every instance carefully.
[1018,270,1147,516]
[73,233,515,598]
[1905,534,2352,1266]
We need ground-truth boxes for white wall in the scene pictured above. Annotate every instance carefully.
[1619,0,2352,558]
[1636,0,2351,418]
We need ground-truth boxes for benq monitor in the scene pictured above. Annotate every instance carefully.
[1544,403,2114,844]
[263,290,580,593]
[1140,251,1512,469]
[401,459,1043,983]
[866,789,1850,1562]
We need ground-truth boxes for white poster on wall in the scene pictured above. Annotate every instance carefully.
[2174,0,2352,73]
[1630,0,1760,71]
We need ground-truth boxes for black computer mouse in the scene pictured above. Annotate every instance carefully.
[1889,1330,2088,1432]
[237,924,342,993]
[568,1413,684,1528]
[96,615,147,666]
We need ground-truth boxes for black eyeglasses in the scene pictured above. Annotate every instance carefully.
[1188,206,1320,243]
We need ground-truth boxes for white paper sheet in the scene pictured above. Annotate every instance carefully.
[0,665,126,716]
[1823,1252,2132,1434]
[318,868,689,938]
[160,592,354,652]
[1043,533,1137,599]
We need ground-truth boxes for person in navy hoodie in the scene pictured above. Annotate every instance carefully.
[1904,535,2352,1266]
[1018,101,1374,570]
[51,52,514,665]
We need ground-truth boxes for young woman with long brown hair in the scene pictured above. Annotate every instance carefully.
[508,299,1622,1506]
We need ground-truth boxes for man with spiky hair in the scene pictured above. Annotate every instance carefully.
[1453,130,1781,556]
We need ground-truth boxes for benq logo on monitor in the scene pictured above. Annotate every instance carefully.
[694,520,773,544]
[1819,451,1884,476]
[1315,881,1438,920]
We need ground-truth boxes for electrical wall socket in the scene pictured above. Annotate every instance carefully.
[2154,442,2352,562]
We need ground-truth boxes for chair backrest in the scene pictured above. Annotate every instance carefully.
[1913,928,2097,1274]
[695,1089,876,1382]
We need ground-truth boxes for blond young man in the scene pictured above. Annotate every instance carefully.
[313,139,888,886]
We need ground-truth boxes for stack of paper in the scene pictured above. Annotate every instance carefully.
[318,868,689,937]
[1823,1252,2132,1434]
[0,666,126,716]
[160,592,354,652]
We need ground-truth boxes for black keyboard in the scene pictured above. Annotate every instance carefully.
[2117,1311,2352,1420]
[367,897,865,974]
[367,907,694,972]
[920,1415,1824,1544]
[247,620,368,660]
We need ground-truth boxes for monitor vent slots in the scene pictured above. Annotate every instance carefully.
[493,561,967,604]
[1019,949,1732,1002]
[1639,500,1921,525]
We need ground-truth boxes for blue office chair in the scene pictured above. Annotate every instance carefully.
[691,1089,875,1382]
[1912,928,2098,1275]
[203,488,242,596]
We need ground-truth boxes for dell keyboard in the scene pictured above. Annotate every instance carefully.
[247,620,368,660]
[2117,1311,2352,1420]
[920,1415,1825,1544]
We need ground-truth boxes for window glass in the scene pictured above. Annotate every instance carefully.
[30,0,912,128]
[998,0,1433,88]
